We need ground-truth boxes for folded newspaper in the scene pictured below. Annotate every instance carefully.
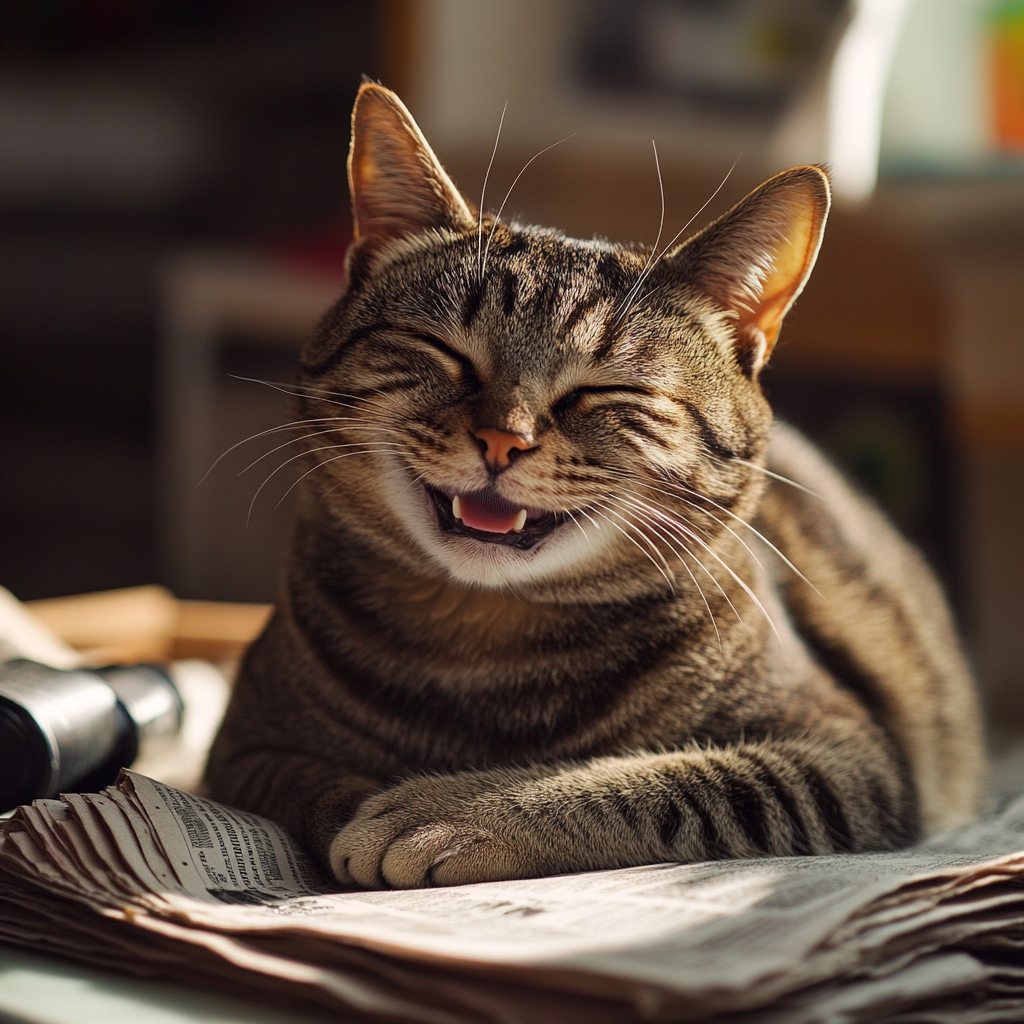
[1,770,1022,1024]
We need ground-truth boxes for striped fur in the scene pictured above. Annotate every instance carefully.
[205,85,984,889]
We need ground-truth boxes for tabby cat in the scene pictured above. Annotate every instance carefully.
[205,83,985,890]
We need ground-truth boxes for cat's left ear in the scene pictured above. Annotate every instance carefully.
[671,165,830,376]
[348,82,475,254]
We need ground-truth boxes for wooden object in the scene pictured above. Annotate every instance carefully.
[26,586,271,666]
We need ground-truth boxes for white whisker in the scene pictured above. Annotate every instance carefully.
[604,487,779,641]
[591,500,675,595]
[614,159,737,326]
[575,506,602,531]
[659,475,818,593]
[728,457,821,499]
[602,467,764,572]
[320,461,424,505]
[247,442,403,525]
[601,464,817,594]
[199,416,355,485]
[605,493,730,643]
[481,133,576,280]
[614,140,665,321]
[228,376,400,417]
[478,101,508,281]
[563,508,590,543]
[237,423,408,476]
[272,447,407,512]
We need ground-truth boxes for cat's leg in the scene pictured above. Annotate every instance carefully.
[204,613,384,858]
[205,744,381,859]
[329,716,917,889]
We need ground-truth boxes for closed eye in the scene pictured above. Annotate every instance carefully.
[552,384,653,415]
[409,333,480,391]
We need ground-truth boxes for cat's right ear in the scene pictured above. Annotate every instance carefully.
[669,165,830,377]
[347,83,474,258]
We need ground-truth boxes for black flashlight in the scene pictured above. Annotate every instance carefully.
[0,659,182,812]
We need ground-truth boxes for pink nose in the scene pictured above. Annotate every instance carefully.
[472,428,536,469]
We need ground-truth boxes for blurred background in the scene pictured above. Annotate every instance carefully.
[1,0,1022,739]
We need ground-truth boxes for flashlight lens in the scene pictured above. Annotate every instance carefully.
[0,698,51,810]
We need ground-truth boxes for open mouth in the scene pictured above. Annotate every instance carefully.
[425,484,567,550]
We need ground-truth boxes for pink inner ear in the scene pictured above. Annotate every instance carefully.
[753,215,821,334]
[348,84,473,247]
[727,173,830,362]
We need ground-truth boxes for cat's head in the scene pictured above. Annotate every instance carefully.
[295,83,829,599]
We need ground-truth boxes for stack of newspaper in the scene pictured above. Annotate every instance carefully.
[1,771,1022,1024]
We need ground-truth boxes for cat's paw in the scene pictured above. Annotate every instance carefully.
[328,773,545,889]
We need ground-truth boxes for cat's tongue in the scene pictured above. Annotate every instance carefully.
[453,490,527,534]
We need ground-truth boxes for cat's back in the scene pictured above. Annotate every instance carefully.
[758,421,985,833]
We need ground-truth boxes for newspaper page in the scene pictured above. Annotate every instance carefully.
[125,773,329,903]
[124,766,1023,957]
[2,769,1022,1022]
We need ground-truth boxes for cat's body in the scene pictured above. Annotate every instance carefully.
[205,85,984,888]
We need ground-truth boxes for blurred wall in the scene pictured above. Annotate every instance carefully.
[1,0,1021,739]
[0,1,379,600]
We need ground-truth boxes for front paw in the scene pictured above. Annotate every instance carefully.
[328,772,545,889]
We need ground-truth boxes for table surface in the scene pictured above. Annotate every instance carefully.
[0,945,335,1024]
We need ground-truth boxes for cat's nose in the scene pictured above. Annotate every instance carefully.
[472,428,537,470]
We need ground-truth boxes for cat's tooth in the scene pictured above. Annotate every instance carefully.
[452,495,463,521]
[513,509,527,531]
